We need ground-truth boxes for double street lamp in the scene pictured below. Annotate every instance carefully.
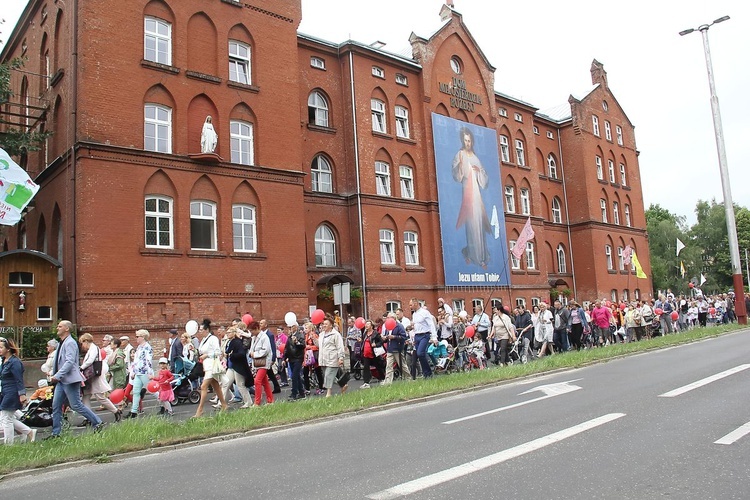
[679,16,747,324]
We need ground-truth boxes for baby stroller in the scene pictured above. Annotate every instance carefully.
[172,358,201,405]
[351,340,364,380]
[507,336,523,365]
[18,396,70,430]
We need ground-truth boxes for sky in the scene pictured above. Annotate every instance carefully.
[2,0,748,225]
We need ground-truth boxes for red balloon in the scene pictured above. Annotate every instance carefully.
[465,325,475,338]
[688,283,695,289]
[654,308,663,315]
[619,303,627,310]
[503,305,511,313]
[311,309,325,325]
[147,381,159,393]
[670,311,679,321]
[384,318,397,330]
[101,349,107,360]
[242,314,253,326]
[109,388,125,404]
[709,307,716,315]
[278,343,285,355]
[355,317,366,329]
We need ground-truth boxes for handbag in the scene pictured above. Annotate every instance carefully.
[212,357,226,375]
[303,349,317,367]
[92,359,103,377]
[373,346,386,357]
[82,364,95,381]
[336,367,350,388]
[252,355,266,368]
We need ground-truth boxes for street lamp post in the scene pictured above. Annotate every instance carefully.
[679,16,747,325]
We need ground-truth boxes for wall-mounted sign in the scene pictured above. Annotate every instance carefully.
[438,77,483,112]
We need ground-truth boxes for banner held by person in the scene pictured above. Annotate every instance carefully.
[0,148,40,225]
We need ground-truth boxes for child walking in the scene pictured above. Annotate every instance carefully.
[151,358,175,416]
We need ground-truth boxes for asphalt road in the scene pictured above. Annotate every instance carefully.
[4,330,750,499]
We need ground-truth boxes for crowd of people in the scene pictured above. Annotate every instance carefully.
[0,289,745,444]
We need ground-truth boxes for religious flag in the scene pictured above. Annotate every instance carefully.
[631,251,647,279]
[0,148,39,225]
[622,245,633,266]
[700,273,707,286]
[511,217,535,261]
[676,238,686,257]
[680,261,686,278]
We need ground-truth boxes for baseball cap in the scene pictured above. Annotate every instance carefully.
[168,329,178,335]
[158,357,169,364]
[119,336,130,341]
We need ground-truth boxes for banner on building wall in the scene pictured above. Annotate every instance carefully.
[0,148,40,225]
[431,113,510,287]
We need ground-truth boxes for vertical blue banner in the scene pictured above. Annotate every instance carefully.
[431,114,510,286]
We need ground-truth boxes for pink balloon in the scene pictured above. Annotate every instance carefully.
[465,325,475,338]
[109,388,125,404]
[384,318,397,330]
[147,381,159,393]
[311,309,325,325]
[619,303,627,310]
[355,317,366,329]
[242,314,253,326]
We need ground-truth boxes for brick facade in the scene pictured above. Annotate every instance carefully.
[1,1,652,338]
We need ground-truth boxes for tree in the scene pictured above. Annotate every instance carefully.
[645,204,691,293]
[0,57,52,156]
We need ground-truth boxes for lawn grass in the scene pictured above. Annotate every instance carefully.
[0,323,745,476]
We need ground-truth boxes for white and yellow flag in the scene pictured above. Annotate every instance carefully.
[0,148,39,225]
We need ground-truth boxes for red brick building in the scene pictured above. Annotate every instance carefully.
[0,0,652,335]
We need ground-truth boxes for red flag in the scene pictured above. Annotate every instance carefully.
[512,218,535,260]
[622,245,632,266]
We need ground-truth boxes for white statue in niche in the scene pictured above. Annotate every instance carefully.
[200,115,218,153]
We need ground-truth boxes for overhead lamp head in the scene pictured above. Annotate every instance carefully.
[713,15,730,24]
[678,28,695,36]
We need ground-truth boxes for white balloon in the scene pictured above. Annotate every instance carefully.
[284,311,297,327]
[458,310,468,320]
[185,320,199,336]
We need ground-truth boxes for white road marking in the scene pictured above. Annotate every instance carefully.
[715,421,750,445]
[443,379,582,425]
[368,413,625,499]
[658,364,750,398]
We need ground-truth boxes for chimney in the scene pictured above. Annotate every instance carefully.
[590,59,608,88]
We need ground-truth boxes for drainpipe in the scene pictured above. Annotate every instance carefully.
[557,129,576,299]
[70,0,79,324]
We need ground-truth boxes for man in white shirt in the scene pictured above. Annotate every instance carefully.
[409,298,437,378]
[471,305,492,361]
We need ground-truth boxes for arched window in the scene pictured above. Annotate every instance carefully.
[525,242,536,270]
[547,154,557,179]
[315,225,336,267]
[613,202,620,225]
[145,195,173,248]
[515,139,526,166]
[144,104,172,153]
[371,99,386,133]
[144,17,172,65]
[605,244,613,270]
[551,197,562,223]
[395,105,409,138]
[404,230,419,266]
[379,229,395,265]
[399,165,414,199]
[190,200,217,251]
[624,204,632,227]
[375,161,390,196]
[230,120,254,165]
[557,244,566,273]
[520,188,530,215]
[229,40,251,84]
[505,186,516,213]
[311,155,333,193]
[232,204,257,252]
[600,199,608,223]
[596,155,603,180]
[308,91,329,127]
[499,135,510,162]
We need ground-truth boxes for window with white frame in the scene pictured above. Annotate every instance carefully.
[145,196,173,248]
[471,298,484,310]
[613,202,620,225]
[452,299,465,315]
[592,115,600,136]
[622,289,629,302]
[600,199,608,223]
[307,91,329,127]
[37,306,53,321]
[310,56,325,69]
[520,188,530,215]
[547,154,557,179]
[0,306,4,321]
[232,204,257,253]
[379,229,395,265]
[375,161,391,196]
[547,131,554,139]
[634,288,640,300]
[144,104,171,153]
[499,108,507,117]
[608,160,616,183]
[491,299,502,311]
[144,17,171,65]
[404,231,419,266]
[10,271,33,286]
[605,121,612,141]
[624,204,631,227]
[617,246,624,270]
[399,165,414,199]
[557,244,566,273]
[372,66,384,78]
[525,242,536,269]
[616,125,623,146]
[619,164,627,186]
[395,73,407,85]
[515,139,526,166]
[395,106,410,139]
[514,113,523,122]
[515,297,527,309]
[499,135,510,163]
[596,156,603,180]
[504,186,516,213]
[311,155,333,193]
[509,240,520,269]
[228,40,251,84]
[315,225,336,267]
[605,245,613,270]
[533,126,539,135]
[190,200,217,251]
[552,197,562,223]
[385,301,401,313]
[531,297,541,308]
[611,289,618,302]
[230,120,254,165]
[371,99,386,133]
